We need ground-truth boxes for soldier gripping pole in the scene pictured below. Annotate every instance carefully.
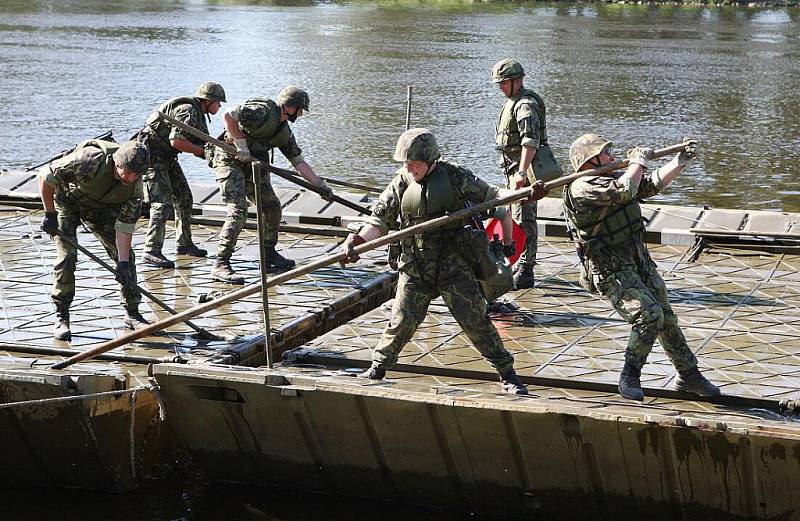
[156,111,373,214]
[50,140,690,370]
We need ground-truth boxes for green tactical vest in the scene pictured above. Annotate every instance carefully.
[562,182,645,256]
[495,88,549,152]
[239,98,291,156]
[64,140,140,209]
[143,97,208,153]
[399,162,463,254]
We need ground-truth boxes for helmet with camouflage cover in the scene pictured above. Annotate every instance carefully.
[277,86,310,112]
[569,133,612,171]
[194,81,227,103]
[393,128,441,163]
[112,140,150,175]
[491,59,525,83]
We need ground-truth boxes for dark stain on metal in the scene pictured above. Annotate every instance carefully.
[761,442,787,464]
[705,432,741,513]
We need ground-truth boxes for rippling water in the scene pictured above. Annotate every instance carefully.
[1,0,798,212]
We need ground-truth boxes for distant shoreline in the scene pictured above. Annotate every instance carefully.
[570,0,797,6]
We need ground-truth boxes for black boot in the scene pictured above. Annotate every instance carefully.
[176,243,207,257]
[53,306,71,341]
[512,265,535,290]
[123,308,150,330]
[675,367,721,397]
[499,368,529,395]
[212,261,245,285]
[619,361,644,401]
[142,251,175,269]
[265,247,295,270]
[359,364,386,380]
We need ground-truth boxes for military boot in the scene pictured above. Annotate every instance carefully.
[142,251,175,269]
[211,261,245,285]
[176,243,207,257]
[498,368,529,395]
[123,308,150,330]
[512,265,535,290]
[265,247,295,270]
[618,361,644,401]
[53,307,71,341]
[358,364,386,380]
[675,367,721,397]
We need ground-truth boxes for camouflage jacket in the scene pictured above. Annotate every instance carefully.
[227,98,303,166]
[495,88,545,172]
[141,96,208,158]
[44,141,143,234]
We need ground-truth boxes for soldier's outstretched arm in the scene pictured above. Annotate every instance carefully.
[38,173,56,213]
[295,160,332,199]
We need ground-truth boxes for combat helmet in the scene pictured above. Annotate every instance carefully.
[277,86,310,112]
[393,128,441,163]
[491,59,525,83]
[194,81,227,103]
[569,133,612,172]
[112,140,150,175]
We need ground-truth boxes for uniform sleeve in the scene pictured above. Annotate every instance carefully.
[452,166,502,205]
[515,98,541,149]
[639,169,665,199]
[569,175,639,206]
[364,173,403,233]
[44,146,105,189]
[114,180,143,234]
[277,128,304,166]
[167,104,200,142]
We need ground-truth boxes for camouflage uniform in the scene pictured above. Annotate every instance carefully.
[139,97,207,253]
[563,171,698,372]
[44,140,143,312]
[365,161,515,372]
[210,98,304,263]
[496,87,547,270]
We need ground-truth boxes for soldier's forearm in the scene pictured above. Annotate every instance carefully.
[38,175,56,213]
[295,161,323,185]
[519,144,536,173]
[170,138,204,157]
[223,112,244,141]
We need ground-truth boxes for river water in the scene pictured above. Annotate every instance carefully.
[0,1,799,519]
[1,0,799,212]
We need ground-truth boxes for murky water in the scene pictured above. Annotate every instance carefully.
[1,0,799,212]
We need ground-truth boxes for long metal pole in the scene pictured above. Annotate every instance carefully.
[405,86,413,130]
[252,161,273,368]
[50,140,690,370]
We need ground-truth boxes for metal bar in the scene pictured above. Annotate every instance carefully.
[405,86,413,130]
[0,342,180,365]
[253,162,273,368]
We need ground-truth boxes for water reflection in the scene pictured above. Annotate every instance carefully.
[0,0,798,213]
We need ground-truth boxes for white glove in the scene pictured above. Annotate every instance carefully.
[626,147,653,169]
[233,138,250,161]
[676,138,698,167]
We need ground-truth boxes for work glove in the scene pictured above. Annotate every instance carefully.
[233,138,251,162]
[41,211,59,237]
[529,180,549,202]
[317,179,334,201]
[340,233,366,267]
[502,241,517,258]
[676,137,698,167]
[115,260,135,287]
[626,147,653,169]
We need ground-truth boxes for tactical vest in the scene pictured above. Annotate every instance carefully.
[495,88,549,152]
[238,98,292,155]
[562,182,645,257]
[142,97,208,153]
[63,140,140,209]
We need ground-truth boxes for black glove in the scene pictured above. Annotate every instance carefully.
[41,212,58,237]
[502,241,516,258]
[115,261,134,286]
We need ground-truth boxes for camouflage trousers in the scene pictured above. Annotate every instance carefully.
[143,155,194,253]
[504,171,538,269]
[52,203,141,311]
[593,260,698,372]
[372,256,515,373]
[213,157,281,263]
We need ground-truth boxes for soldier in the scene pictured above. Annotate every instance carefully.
[492,59,552,289]
[563,133,720,401]
[341,128,548,395]
[209,86,332,284]
[38,139,151,340]
[137,81,227,269]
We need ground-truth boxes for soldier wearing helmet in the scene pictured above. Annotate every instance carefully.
[492,58,554,290]
[136,81,227,269]
[563,133,720,401]
[208,86,332,284]
[339,128,548,395]
[38,139,152,340]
